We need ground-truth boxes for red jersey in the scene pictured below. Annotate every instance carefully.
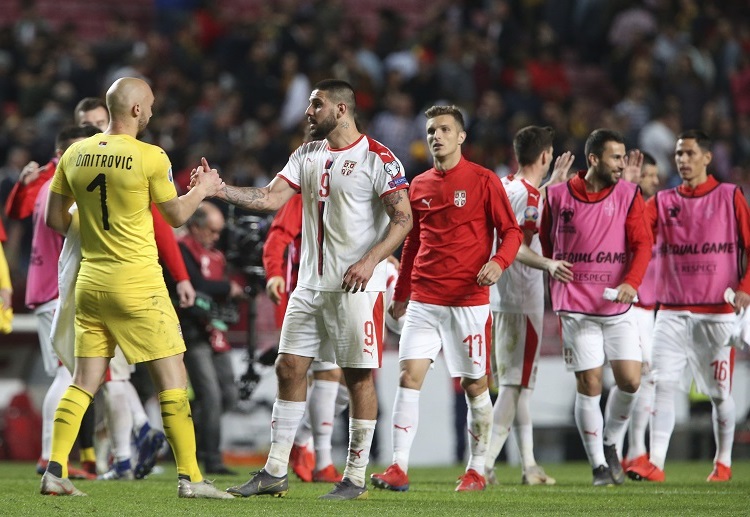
[540,170,652,290]
[395,157,522,307]
[262,194,303,327]
[645,175,750,314]
[152,205,189,283]
[5,160,56,220]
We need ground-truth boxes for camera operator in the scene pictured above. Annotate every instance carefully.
[172,201,245,475]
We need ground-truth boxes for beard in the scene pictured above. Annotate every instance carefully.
[309,112,337,139]
[136,114,149,136]
[596,164,619,187]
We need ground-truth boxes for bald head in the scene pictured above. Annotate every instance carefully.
[187,202,225,249]
[105,77,155,134]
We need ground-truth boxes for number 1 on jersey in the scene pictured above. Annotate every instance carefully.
[87,173,110,230]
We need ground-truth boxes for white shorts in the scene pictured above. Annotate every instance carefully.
[560,310,641,372]
[311,360,339,372]
[35,300,59,377]
[108,346,134,382]
[279,287,384,369]
[632,306,655,373]
[652,310,734,399]
[399,301,491,380]
[491,311,542,388]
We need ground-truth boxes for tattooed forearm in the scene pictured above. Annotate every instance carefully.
[224,185,269,211]
[389,208,411,227]
[360,189,413,264]
[383,190,412,228]
[382,190,404,206]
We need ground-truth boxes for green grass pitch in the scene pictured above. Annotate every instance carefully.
[4,460,750,516]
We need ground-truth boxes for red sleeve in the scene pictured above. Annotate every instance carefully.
[0,218,6,242]
[621,191,653,289]
[151,204,189,282]
[262,194,302,279]
[4,165,54,219]
[540,197,553,258]
[734,188,750,295]
[644,196,658,240]
[393,210,420,302]
[488,174,522,269]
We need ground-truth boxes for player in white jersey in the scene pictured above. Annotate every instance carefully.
[485,126,573,486]
[212,79,413,500]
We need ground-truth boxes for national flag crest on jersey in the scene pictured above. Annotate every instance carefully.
[341,160,356,176]
[454,190,466,207]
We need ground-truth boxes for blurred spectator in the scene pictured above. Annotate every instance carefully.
[278,52,311,133]
[369,90,424,177]
[503,68,542,120]
[665,51,710,130]
[526,44,570,103]
[730,54,750,117]
[468,90,510,168]
[638,100,681,182]
[435,33,476,106]
[614,83,652,146]
[607,1,658,55]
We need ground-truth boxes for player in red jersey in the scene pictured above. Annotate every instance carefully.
[371,105,522,493]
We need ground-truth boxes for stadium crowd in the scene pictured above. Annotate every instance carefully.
[2,0,750,293]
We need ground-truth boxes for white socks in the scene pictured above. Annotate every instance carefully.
[603,387,638,448]
[485,386,520,469]
[334,382,350,417]
[103,381,134,463]
[514,388,537,469]
[265,399,306,477]
[627,374,654,459]
[124,381,149,433]
[308,379,340,470]
[391,387,420,472]
[466,390,493,473]
[343,418,375,486]
[41,365,72,459]
[575,392,605,467]
[712,396,735,466]
[649,381,677,470]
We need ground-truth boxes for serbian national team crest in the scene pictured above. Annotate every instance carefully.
[341,160,356,176]
[454,190,466,207]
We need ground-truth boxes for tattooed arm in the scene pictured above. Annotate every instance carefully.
[213,176,297,212]
[342,189,413,292]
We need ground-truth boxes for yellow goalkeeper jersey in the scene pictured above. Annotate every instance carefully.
[50,133,177,293]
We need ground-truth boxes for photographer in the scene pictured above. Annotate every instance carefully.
[174,201,245,475]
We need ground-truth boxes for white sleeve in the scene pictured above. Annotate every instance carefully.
[278,146,304,188]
